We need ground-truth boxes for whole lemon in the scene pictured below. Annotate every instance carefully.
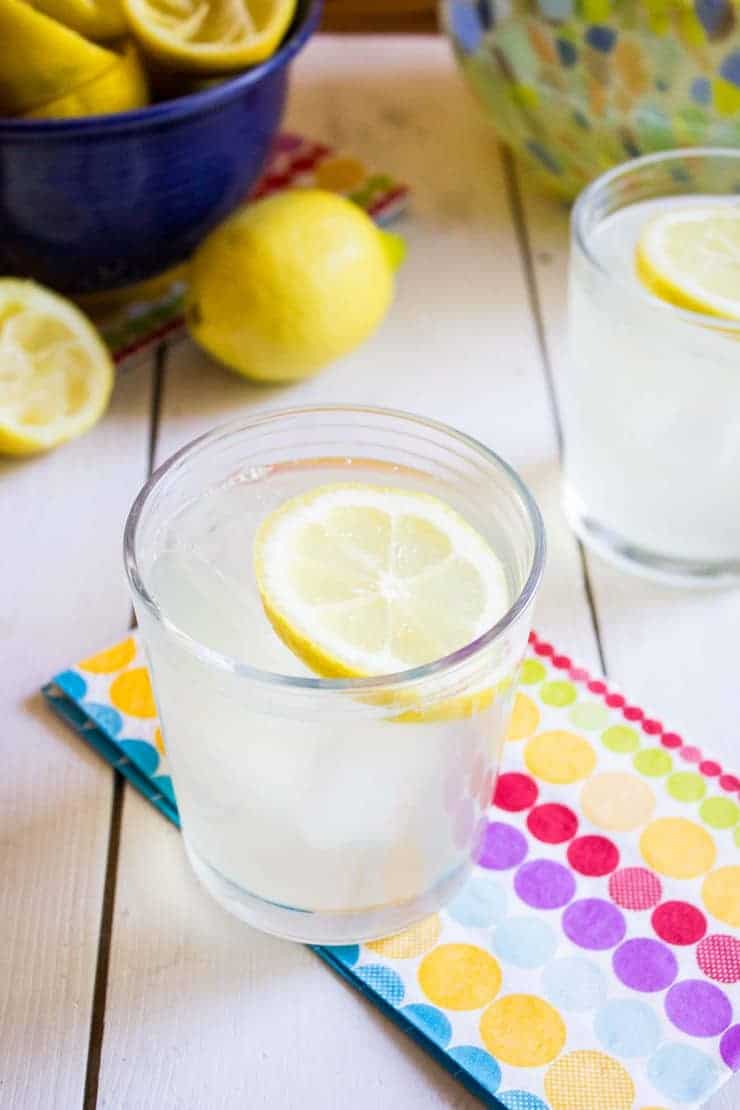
[186,190,403,382]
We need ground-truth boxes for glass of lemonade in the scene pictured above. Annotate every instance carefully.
[564,148,740,585]
[125,406,544,943]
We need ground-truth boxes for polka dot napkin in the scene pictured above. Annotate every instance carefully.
[43,630,740,1109]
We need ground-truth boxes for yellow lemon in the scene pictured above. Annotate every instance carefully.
[22,41,149,119]
[0,280,114,456]
[636,205,740,321]
[123,0,297,74]
[253,483,509,678]
[0,0,118,115]
[186,190,403,382]
[23,0,127,39]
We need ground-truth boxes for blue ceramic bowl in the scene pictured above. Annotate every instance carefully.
[0,0,322,294]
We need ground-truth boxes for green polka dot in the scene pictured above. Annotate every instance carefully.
[633,748,672,777]
[520,659,546,685]
[667,771,706,803]
[569,702,609,730]
[602,725,640,754]
[700,796,739,830]
[540,680,577,708]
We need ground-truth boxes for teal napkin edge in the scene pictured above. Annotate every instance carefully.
[42,677,505,1109]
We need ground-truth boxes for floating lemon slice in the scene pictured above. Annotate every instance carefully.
[0,0,118,115]
[0,281,114,456]
[123,0,297,74]
[22,41,149,119]
[254,483,510,681]
[24,0,127,40]
[636,205,740,322]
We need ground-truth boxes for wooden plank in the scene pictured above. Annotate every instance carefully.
[97,34,601,1108]
[0,359,152,1109]
[514,156,740,1110]
[322,0,437,33]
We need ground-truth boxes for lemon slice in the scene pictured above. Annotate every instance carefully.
[0,281,114,456]
[636,206,740,321]
[123,0,297,74]
[254,483,510,680]
[22,41,149,119]
[23,0,127,40]
[0,0,118,115]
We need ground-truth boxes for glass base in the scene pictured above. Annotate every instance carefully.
[564,485,740,589]
[184,837,470,944]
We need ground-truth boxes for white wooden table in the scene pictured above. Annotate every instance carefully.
[3,35,738,1110]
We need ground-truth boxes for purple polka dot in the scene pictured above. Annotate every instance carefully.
[562,898,626,950]
[666,980,733,1037]
[514,859,575,909]
[721,1025,740,1071]
[613,938,678,992]
[477,822,528,870]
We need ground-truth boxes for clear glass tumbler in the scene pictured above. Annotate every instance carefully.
[125,406,544,943]
[564,148,740,586]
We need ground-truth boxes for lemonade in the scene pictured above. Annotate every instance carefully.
[126,408,544,942]
[564,150,740,584]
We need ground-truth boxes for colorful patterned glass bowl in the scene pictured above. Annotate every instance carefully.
[441,0,740,199]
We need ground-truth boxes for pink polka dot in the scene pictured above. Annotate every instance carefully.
[697,935,740,983]
[700,761,722,777]
[553,654,571,670]
[720,774,740,792]
[652,901,707,946]
[493,772,538,812]
[535,641,553,657]
[608,867,662,911]
[642,719,662,735]
[661,733,683,750]
[568,835,619,877]
[606,693,625,709]
[680,745,702,763]
[528,630,537,644]
[623,705,644,722]
[569,667,590,682]
[588,680,607,695]
[527,803,579,844]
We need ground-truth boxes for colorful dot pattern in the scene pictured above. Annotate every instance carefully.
[46,630,740,1109]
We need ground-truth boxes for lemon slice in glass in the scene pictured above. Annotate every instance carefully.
[254,483,510,680]
[636,206,740,321]
[25,0,127,40]
[123,0,297,74]
[0,281,114,456]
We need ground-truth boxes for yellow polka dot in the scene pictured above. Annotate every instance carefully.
[480,994,566,1067]
[419,944,501,1010]
[525,731,596,784]
[640,817,716,879]
[315,156,366,192]
[702,866,740,927]
[79,637,136,674]
[581,771,655,831]
[110,667,157,718]
[545,1050,635,1110]
[506,692,540,741]
[154,727,166,756]
[367,914,441,958]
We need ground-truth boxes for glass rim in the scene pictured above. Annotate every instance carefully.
[571,146,740,335]
[124,404,546,693]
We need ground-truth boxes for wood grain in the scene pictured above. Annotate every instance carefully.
[322,0,437,33]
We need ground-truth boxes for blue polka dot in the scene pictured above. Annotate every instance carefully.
[120,740,159,777]
[542,956,607,1013]
[55,670,87,700]
[556,38,577,67]
[401,1004,452,1047]
[572,109,591,130]
[585,25,617,52]
[695,0,730,35]
[448,1046,501,1094]
[153,774,175,802]
[448,876,507,927]
[83,701,123,737]
[647,1042,721,1103]
[594,998,661,1058]
[355,965,404,1007]
[691,77,712,105]
[497,1091,548,1110]
[721,50,740,88]
[448,0,483,53]
[494,915,557,969]
[323,945,359,967]
[655,77,669,92]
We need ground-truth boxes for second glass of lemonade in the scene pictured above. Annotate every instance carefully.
[565,148,740,585]
[125,406,544,943]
